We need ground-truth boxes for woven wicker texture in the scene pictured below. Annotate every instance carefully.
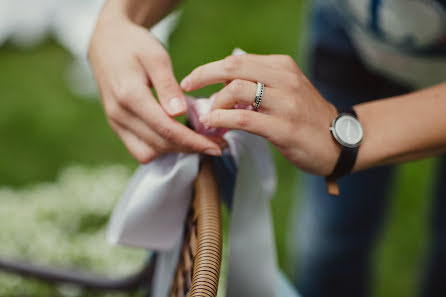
[170,159,222,297]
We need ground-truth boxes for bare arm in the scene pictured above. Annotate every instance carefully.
[355,82,446,171]
[98,0,182,28]
[178,54,446,178]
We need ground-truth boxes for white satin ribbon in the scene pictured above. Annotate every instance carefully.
[107,130,279,297]
[225,131,277,297]
[107,153,199,250]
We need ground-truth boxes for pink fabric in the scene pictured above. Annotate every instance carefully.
[186,95,251,136]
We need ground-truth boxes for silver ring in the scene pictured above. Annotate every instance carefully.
[252,82,264,111]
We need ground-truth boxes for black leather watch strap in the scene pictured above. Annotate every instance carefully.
[326,107,359,181]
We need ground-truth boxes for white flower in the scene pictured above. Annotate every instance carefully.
[0,165,147,296]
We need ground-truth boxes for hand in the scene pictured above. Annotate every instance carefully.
[88,14,222,163]
[180,54,340,176]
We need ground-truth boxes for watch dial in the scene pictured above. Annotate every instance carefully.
[334,115,363,146]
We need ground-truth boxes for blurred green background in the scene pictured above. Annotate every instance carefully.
[0,0,439,296]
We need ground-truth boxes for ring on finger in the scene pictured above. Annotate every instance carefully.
[252,82,264,111]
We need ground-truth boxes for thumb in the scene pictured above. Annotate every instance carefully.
[140,51,187,116]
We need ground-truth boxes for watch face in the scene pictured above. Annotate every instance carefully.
[333,115,363,148]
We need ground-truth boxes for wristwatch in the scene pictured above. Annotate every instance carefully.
[326,107,363,193]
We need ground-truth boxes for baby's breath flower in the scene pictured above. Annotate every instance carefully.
[0,165,147,296]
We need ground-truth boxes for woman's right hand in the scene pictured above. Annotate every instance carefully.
[88,13,222,163]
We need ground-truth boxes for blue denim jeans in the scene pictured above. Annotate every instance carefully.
[292,78,446,297]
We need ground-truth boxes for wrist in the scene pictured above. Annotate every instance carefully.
[352,100,393,172]
[327,105,363,179]
[325,103,342,175]
[98,1,130,24]
[88,7,127,61]
[96,0,149,28]
[106,0,181,28]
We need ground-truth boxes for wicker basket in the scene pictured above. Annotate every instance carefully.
[169,158,223,297]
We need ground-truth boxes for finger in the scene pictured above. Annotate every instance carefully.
[139,50,187,116]
[199,109,280,140]
[125,84,223,156]
[180,54,287,91]
[109,121,158,163]
[212,79,279,112]
[206,136,229,150]
[106,102,170,152]
[111,103,196,155]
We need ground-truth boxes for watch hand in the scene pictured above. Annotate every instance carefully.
[346,120,351,140]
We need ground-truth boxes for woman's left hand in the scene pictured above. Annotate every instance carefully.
[180,54,340,176]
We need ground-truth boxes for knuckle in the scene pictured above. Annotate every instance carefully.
[169,132,200,152]
[180,140,198,152]
[142,48,170,67]
[223,55,241,73]
[173,137,190,150]
[158,78,178,93]
[135,150,156,164]
[228,79,244,96]
[277,123,294,144]
[189,66,203,81]
[157,140,171,152]
[210,110,222,126]
[156,124,175,141]
[235,111,250,128]
[288,98,300,112]
[290,63,301,75]
[283,72,300,89]
[146,50,171,67]
[113,84,134,107]
[104,102,122,121]
[279,55,295,66]
[154,57,171,71]
[278,55,300,73]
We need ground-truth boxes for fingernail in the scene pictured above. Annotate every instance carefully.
[204,148,221,156]
[199,114,210,125]
[180,76,191,90]
[168,97,186,114]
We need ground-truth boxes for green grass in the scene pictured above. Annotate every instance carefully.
[0,42,136,187]
[375,159,435,297]
[0,0,440,296]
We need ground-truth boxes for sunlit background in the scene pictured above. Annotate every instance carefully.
[0,0,438,296]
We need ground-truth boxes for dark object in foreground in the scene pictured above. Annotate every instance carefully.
[0,254,157,292]
[0,158,222,297]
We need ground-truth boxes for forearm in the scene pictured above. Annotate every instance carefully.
[99,0,183,27]
[354,82,446,171]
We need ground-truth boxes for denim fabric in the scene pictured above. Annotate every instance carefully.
[293,80,397,297]
[291,2,446,296]
[292,60,446,297]
[213,154,237,209]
